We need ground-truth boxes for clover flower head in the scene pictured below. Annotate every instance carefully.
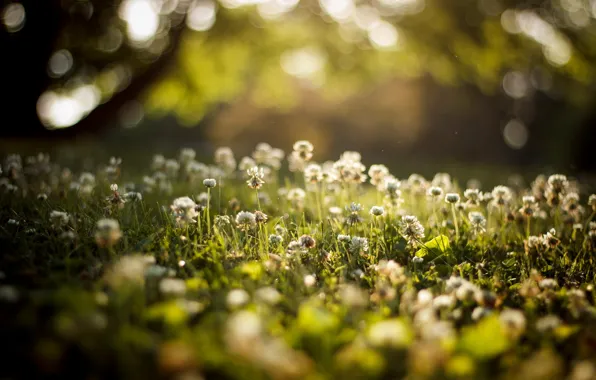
[428,186,444,198]
[400,215,425,245]
[370,206,385,216]
[337,234,351,243]
[95,218,122,248]
[235,211,256,230]
[246,167,265,189]
[468,211,486,234]
[269,234,283,245]
[349,236,369,253]
[203,178,217,188]
[445,193,460,204]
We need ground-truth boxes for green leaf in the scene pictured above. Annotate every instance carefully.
[415,235,451,258]
[458,315,509,359]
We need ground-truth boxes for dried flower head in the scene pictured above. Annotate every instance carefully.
[298,234,316,249]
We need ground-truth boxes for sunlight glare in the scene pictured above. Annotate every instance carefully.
[320,0,354,22]
[187,0,216,31]
[119,0,160,42]
[2,3,25,32]
[368,21,399,49]
[281,47,326,80]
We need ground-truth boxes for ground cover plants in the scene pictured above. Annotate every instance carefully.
[1,141,596,380]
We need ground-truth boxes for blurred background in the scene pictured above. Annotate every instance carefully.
[1,0,596,182]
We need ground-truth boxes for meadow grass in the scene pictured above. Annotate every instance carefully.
[1,143,596,380]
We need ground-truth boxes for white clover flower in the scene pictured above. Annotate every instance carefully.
[339,284,368,308]
[196,192,209,206]
[227,289,250,309]
[255,286,281,305]
[225,310,262,348]
[214,147,236,173]
[246,167,265,189]
[334,153,367,184]
[171,196,199,226]
[203,178,217,188]
[287,240,304,253]
[427,186,444,198]
[536,315,561,333]
[370,206,385,217]
[432,295,454,310]
[159,278,186,297]
[95,218,122,248]
[304,274,316,287]
[454,282,479,302]
[186,161,210,179]
[444,193,460,204]
[0,285,19,303]
[288,151,307,172]
[400,215,425,245]
[349,236,369,253]
[464,188,481,205]
[274,224,286,235]
[164,159,180,178]
[500,309,526,338]
[346,202,362,213]
[179,148,196,164]
[238,156,257,173]
[60,231,77,240]
[539,278,558,290]
[417,289,433,308]
[292,140,314,161]
[468,211,486,235]
[471,306,492,321]
[124,192,142,202]
[491,185,512,207]
[328,206,342,217]
[287,188,306,209]
[407,174,428,194]
[547,174,568,193]
[50,210,70,229]
[412,256,424,264]
[110,183,118,192]
[269,234,283,245]
[304,163,323,183]
[367,319,411,348]
[337,234,351,243]
[235,211,256,230]
[151,154,166,171]
[368,164,389,187]
[588,194,596,211]
[384,178,401,193]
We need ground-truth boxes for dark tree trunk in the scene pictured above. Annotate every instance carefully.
[1,0,184,140]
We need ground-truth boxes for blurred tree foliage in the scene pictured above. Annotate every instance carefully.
[2,0,596,137]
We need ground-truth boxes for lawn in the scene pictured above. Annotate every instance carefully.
[1,141,596,380]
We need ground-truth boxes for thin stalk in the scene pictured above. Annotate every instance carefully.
[451,204,459,241]
[206,188,211,236]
